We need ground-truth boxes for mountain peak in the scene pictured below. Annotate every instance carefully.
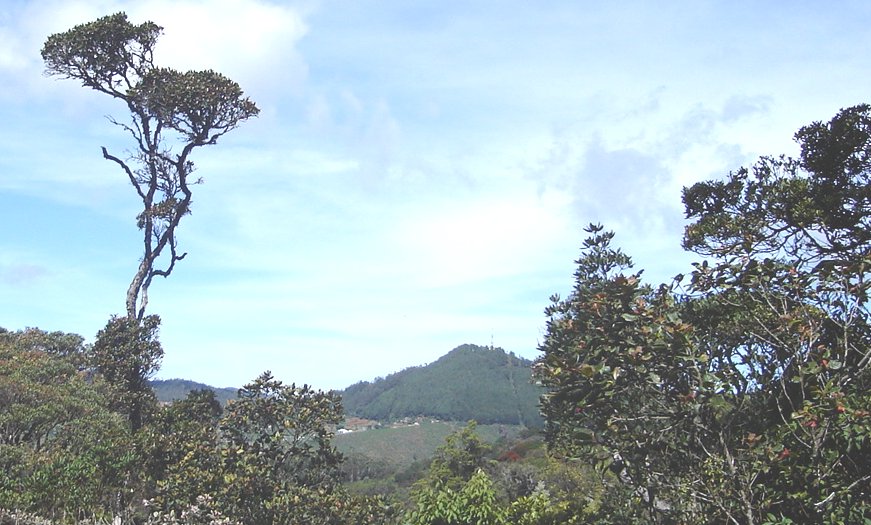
[340,344,542,427]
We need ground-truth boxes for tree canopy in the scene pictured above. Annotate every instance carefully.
[42,12,259,320]
[536,105,871,524]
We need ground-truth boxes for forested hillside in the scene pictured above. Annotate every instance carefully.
[340,344,543,427]
[151,378,238,405]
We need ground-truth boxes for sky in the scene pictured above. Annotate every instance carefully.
[1,0,870,390]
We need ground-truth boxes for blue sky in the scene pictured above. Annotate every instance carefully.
[2,0,870,390]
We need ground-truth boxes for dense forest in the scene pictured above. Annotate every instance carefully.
[340,344,543,427]
[2,10,870,525]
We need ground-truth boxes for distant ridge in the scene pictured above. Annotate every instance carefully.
[150,345,544,427]
[150,378,238,405]
[339,344,543,427]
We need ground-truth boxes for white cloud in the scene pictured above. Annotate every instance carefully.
[0,29,27,71]
[390,191,569,288]
[0,0,308,106]
[126,0,310,102]
[0,1,106,100]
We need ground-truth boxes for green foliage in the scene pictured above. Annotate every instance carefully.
[0,348,101,450]
[404,424,605,525]
[141,373,393,525]
[506,489,593,525]
[145,494,239,525]
[422,422,492,492]
[408,469,506,525]
[536,105,871,523]
[342,344,543,426]
[41,12,259,319]
[681,104,871,523]
[536,223,704,521]
[0,331,138,522]
[23,416,138,521]
[500,456,606,525]
[133,67,258,142]
[336,420,528,502]
[0,327,87,368]
[216,372,345,524]
[332,493,400,525]
[141,390,224,516]
[408,423,502,524]
[3,323,400,524]
[41,12,160,94]
[2,325,599,525]
[92,315,163,432]
[222,372,343,487]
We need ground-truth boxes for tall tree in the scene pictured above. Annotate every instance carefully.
[41,12,259,319]
[536,105,871,524]
[536,225,702,523]
[681,104,871,523]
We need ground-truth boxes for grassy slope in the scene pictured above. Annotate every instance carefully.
[335,420,525,470]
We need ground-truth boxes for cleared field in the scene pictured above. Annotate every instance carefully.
[335,420,526,470]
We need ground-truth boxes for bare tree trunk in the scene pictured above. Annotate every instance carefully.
[126,258,149,320]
